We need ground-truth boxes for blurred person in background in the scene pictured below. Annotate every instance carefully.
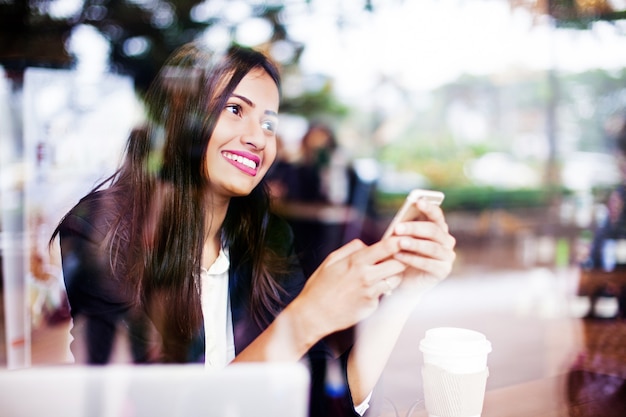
[264,133,295,201]
[50,41,456,416]
[266,122,359,276]
[580,115,626,319]
[291,122,351,205]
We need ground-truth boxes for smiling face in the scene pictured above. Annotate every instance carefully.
[205,67,280,199]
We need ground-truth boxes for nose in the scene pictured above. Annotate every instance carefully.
[241,118,266,150]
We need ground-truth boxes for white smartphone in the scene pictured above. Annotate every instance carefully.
[381,189,445,239]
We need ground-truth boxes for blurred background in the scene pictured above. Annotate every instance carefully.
[2,0,626,408]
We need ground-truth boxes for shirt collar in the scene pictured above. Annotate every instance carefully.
[204,247,230,276]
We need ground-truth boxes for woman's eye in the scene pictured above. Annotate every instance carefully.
[262,120,277,133]
[225,104,242,116]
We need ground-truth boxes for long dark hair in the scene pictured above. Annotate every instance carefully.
[52,42,287,361]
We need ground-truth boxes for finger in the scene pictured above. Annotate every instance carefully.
[384,275,402,290]
[379,277,394,297]
[395,234,456,269]
[377,275,403,298]
[324,239,367,266]
[394,245,456,279]
[320,240,406,290]
[394,220,456,250]
[386,200,450,240]
[368,257,406,282]
[346,237,403,267]
[398,233,456,260]
[416,200,449,233]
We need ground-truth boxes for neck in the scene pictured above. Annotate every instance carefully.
[202,193,229,269]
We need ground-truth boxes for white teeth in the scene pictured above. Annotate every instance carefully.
[224,152,257,169]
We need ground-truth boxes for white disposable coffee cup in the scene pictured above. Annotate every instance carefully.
[419,327,492,417]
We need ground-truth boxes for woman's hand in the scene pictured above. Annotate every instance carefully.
[290,238,407,339]
[285,200,455,342]
[386,199,456,295]
[342,202,455,406]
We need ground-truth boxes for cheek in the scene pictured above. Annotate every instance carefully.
[203,140,222,175]
[265,142,278,168]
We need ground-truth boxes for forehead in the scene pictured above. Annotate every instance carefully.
[231,68,280,110]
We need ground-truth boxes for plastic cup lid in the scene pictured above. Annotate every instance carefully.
[419,327,492,356]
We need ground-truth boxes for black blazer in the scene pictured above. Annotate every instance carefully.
[57,189,359,416]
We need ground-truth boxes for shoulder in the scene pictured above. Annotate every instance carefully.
[58,189,121,243]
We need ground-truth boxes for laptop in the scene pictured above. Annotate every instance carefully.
[0,362,310,417]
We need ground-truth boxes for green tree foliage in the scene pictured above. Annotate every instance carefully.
[0,0,351,118]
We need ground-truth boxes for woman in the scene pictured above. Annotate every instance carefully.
[51,41,456,416]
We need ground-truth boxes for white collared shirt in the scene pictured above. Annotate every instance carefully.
[200,247,235,369]
[199,247,370,415]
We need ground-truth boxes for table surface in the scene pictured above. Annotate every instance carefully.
[376,370,626,417]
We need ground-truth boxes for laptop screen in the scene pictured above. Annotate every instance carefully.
[0,362,310,417]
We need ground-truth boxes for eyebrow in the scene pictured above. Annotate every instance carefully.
[231,94,278,117]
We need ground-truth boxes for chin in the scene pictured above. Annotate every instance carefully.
[227,183,258,197]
